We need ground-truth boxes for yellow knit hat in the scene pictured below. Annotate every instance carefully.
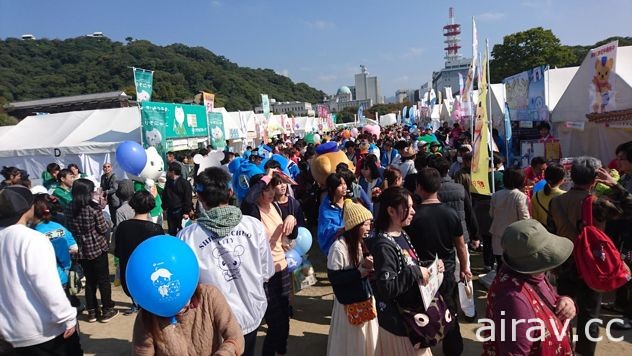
[343,199,373,231]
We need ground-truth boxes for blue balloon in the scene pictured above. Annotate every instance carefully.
[532,179,547,194]
[285,249,303,273]
[295,227,313,255]
[116,141,147,175]
[126,235,199,318]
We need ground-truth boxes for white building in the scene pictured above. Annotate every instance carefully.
[355,65,383,104]
[255,99,314,116]
[324,86,372,113]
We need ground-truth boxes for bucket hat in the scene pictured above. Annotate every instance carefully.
[501,219,573,274]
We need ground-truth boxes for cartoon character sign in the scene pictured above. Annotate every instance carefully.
[145,128,163,148]
[591,56,614,113]
[174,106,186,135]
[212,245,245,281]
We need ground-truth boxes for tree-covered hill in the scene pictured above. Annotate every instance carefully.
[0,36,326,111]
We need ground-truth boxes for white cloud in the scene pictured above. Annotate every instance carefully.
[318,74,337,82]
[400,47,424,59]
[276,69,289,77]
[305,20,335,30]
[477,12,506,22]
[211,1,221,7]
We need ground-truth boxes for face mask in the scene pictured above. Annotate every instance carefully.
[457,157,463,163]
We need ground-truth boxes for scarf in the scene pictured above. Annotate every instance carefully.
[197,205,242,238]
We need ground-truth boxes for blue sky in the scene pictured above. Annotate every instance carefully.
[1,0,631,99]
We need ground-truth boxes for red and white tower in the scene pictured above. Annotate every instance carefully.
[443,7,461,62]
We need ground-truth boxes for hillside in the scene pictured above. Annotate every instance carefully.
[0,37,325,111]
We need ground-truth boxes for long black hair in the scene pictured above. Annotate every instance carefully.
[71,178,98,216]
[326,173,346,202]
[374,186,412,232]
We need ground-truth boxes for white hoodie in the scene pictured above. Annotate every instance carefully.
[0,225,77,347]
[177,216,274,334]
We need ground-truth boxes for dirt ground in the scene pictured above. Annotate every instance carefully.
[76,249,632,356]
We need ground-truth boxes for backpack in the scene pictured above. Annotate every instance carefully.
[574,195,631,292]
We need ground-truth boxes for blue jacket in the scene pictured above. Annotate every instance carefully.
[358,176,384,197]
[34,221,76,285]
[380,149,399,167]
[317,195,344,255]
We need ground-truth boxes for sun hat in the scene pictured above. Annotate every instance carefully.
[501,219,573,274]
[343,199,373,231]
[0,185,34,227]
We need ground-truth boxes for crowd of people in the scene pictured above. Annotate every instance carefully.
[0,121,631,356]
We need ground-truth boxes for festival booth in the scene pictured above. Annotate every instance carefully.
[0,107,140,179]
[552,45,632,164]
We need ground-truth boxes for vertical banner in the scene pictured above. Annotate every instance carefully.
[133,68,154,102]
[202,91,215,113]
[470,55,491,196]
[207,112,226,149]
[261,94,270,118]
[503,65,548,121]
[140,103,167,158]
[358,105,366,126]
[589,41,618,113]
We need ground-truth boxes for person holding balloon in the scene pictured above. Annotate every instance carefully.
[327,199,378,356]
[241,169,298,356]
[177,167,274,356]
[127,236,245,356]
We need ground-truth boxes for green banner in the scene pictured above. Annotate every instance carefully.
[207,112,226,149]
[133,68,154,102]
[141,102,209,141]
[140,103,167,158]
[261,94,270,118]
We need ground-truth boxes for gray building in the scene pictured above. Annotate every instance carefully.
[355,65,383,104]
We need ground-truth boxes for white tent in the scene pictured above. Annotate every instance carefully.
[0,107,141,179]
[551,46,632,163]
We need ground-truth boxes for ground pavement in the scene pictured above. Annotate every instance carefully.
[76,250,632,355]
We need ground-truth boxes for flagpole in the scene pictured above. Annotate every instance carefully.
[486,39,495,194]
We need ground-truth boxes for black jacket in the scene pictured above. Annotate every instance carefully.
[438,176,479,242]
[161,176,193,213]
[366,232,423,336]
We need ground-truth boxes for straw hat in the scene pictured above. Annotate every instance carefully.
[343,199,373,231]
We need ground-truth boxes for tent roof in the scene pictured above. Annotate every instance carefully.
[0,107,141,157]
[552,46,632,122]
[545,66,579,111]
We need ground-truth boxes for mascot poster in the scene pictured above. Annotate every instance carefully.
[140,102,167,158]
[207,112,226,149]
[141,102,210,155]
[504,65,548,121]
[588,41,617,114]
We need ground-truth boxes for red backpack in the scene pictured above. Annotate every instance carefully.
[574,195,631,292]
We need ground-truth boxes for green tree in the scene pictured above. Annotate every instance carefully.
[336,106,357,123]
[490,27,576,83]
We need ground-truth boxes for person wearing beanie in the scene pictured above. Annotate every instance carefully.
[327,200,378,356]
[0,186,83,354]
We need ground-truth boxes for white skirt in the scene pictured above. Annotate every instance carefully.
[327,298,379,356]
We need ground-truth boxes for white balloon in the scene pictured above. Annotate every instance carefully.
[197,150,224,172]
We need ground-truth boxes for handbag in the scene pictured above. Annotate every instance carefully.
[344,299,377,326]
[328,267,377,325]
[67,261,84,296]
[385,231,455,348]
[398,291,455,348]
